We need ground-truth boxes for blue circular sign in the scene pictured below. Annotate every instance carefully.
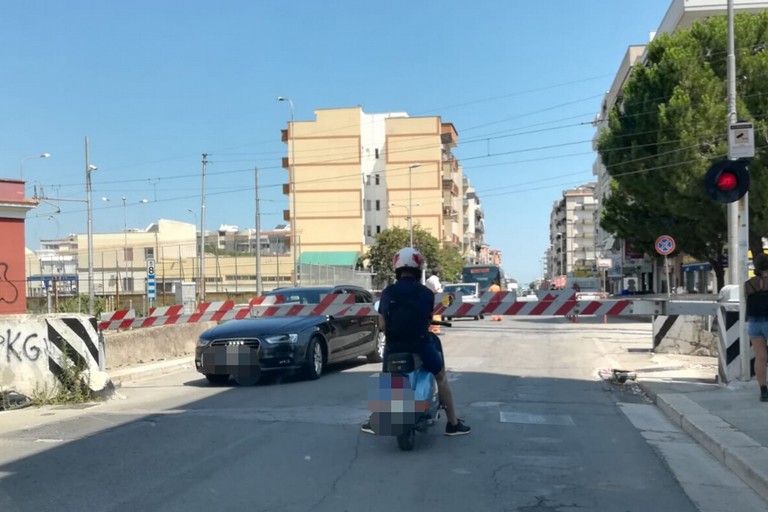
[655,235,675,255]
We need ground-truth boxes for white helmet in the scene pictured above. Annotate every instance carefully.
[392,247,425,271]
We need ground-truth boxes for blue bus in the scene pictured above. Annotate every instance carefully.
[461,264,509,293]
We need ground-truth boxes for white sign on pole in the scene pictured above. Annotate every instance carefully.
[728,122,755,159]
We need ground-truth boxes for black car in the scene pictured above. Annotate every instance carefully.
[195,285,384,385]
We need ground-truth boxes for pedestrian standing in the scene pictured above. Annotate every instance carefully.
[745,253,768,402]
[426,268,443,294]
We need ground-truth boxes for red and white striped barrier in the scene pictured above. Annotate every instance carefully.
[250,292,358,318]
[148,305,185,317]
[434,291,632,318]
[98,291,635,330]
[99,309,135,323]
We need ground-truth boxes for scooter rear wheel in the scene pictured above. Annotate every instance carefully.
[396,429,416,451]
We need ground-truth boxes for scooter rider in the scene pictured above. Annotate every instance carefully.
[362,247,471,436]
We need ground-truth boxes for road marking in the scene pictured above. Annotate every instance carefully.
[499,411,575,426]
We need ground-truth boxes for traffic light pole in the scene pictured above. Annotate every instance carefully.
[726,1,751,381]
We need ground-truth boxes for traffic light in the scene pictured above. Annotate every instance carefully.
[704,159,750,203]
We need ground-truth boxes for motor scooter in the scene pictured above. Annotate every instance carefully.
[367,320,451,451]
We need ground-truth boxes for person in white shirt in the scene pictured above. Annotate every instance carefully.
[426,268,443,294]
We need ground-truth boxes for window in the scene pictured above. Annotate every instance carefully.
[375,200,380,211]
[365,175,371,186]
[375,148,379,159]
[366,225,372,237]
[375,174,380,185]
[123,248,134,261]
[376,225,381,234]
[365,200,371,211]
[144,247,155,260]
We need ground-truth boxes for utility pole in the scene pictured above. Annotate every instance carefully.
[255,166,263,295]
[200,154,207,304]
[726,1,751,380]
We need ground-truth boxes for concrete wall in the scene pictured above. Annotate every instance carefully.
[0,314,100,397]
[653,315,718,356]
[102,321,216,370]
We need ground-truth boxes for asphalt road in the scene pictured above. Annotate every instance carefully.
[1,317,766,511]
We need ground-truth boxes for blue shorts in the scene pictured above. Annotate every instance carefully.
[749,317,768,338]
[383,333,445,376]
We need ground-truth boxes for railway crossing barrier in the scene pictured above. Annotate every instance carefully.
[98,290,751,383]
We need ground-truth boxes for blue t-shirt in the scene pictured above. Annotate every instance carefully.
[379,277,434,350]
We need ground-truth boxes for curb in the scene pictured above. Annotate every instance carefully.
[640,383,768,503]
[107,357,195,386]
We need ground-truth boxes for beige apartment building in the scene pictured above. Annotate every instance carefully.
[280,106,476,266]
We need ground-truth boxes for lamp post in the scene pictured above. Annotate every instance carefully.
[85,137,97,315]
[20,153,51,178]
[187,208,199,295]
[277,96,298,286]
[407,163,421,247]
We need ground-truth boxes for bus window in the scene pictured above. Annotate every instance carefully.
[461,265,508,293]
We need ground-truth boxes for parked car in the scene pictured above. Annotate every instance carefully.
[195,285,384,385]
[442,282,484,321]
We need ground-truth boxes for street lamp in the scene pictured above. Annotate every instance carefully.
[407,163,421,247]
[277,96,298,286]
[187,208,200,295]
[86,152,97,316]
[20,153,51,178]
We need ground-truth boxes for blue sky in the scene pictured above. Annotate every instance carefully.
[1,1,672,285]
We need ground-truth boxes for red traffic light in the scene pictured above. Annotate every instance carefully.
[704,160,749,203]
[716,171,738,191]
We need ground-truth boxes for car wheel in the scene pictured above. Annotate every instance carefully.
[205,374,230,385]
[367,329,385,363]
[305,337,324,380]
[473,316,480,321]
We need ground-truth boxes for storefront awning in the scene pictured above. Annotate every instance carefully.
[682,262,712,273]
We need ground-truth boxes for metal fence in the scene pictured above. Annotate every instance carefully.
[299,264,374,290]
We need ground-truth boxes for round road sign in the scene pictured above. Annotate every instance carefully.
[655,235,676,256]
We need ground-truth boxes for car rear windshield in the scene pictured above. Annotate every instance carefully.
[263,289,326,304]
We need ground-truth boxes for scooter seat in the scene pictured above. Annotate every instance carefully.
[386,352,423,373]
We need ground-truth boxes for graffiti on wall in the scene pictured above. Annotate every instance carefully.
[0,328,51,363]
[0,316,101,397]
[0,263,19,304]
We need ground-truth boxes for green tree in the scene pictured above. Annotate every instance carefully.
[366,226,449,286]
[597,12,768,291]
[438,246,465,283]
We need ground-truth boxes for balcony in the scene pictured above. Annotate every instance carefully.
[282,156,289,169]
[283,209,291,222]
[475,208,484,220]
[463,217,469,227]
[442,177,459,196]
[281,129,288,143]
[441,123,458,147]
[443,205,458,219]
[282,183,290,195]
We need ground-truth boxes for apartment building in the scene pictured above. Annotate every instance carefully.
[280,106,482,265]
[549,184,597,280]
[592,0,768,293]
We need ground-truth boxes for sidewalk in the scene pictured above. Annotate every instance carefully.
[615,351,768,503]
